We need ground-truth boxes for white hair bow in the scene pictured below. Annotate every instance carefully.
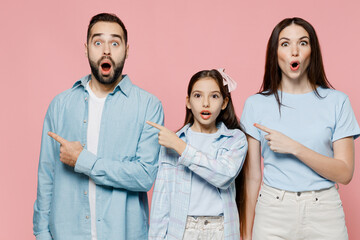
[217,68,237,92]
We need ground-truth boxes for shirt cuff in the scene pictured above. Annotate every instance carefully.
[178,144,197,167]
[35,231,53,240]
[74,149,97,176]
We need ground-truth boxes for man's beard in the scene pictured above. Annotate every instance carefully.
[89,56,125,85]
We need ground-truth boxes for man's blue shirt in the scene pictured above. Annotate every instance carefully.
[33,74,164,240]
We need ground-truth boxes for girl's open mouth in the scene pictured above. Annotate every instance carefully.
[200,110,211,120]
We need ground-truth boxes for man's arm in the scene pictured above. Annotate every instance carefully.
[33,103,56,240]
[74,99,164,191]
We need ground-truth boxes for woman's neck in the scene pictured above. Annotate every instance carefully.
[279,77,313,94]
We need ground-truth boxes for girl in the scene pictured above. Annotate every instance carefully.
[148,69,248,239]
[241,17,360,240]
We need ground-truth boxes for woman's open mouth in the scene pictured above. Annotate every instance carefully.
[290,61,300,71]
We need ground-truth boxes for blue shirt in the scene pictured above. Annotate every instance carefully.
[149,122,248,240]
[33,74,164,240]
[241,87,360,191]
[187,128,223,216]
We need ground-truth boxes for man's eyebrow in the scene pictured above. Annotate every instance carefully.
[90,33,123,41]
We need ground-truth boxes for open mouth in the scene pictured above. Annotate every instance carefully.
[200,110,211,120]
[100,61,112,75]
[290,61,300,71]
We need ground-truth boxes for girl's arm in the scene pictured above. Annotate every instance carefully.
[149,147,170,240]
[178,130,247,189]
[255,124,355,184]
[146,121,247,189]
[243,135,262,240]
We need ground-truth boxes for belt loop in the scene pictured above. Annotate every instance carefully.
[335,183,339,190]
[278,189,286,201]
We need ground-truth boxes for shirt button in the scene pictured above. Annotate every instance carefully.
[86,216,89,219]
[85,97,88,101]
[83,120,87,123]
[84,191,87,195]
[82,143,85,147]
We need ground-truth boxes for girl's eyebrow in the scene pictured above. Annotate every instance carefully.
[191,90,221,94]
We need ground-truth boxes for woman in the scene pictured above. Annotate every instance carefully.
[240,17,360,240]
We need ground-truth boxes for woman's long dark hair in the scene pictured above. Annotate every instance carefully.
[260,17,334,110]
[183,69,247,236]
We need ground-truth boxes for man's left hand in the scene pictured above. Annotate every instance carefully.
[48,132,83,167]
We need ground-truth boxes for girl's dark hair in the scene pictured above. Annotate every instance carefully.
[260,17,334,110]
[183,69,239,129]
[183,69,247,236]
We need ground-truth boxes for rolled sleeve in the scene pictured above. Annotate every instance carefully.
[74,149,97,176]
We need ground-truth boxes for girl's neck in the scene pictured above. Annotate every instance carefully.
[190,121,218,134]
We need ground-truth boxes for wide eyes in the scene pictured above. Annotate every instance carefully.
[192,93,221,99]
[280,40,308,47]
[93,40,120,47]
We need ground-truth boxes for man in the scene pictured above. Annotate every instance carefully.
[33,13,164,240]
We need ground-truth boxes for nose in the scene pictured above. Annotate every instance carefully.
[202,97,210,108]
[291,45,299,57]
[103,43,111,56]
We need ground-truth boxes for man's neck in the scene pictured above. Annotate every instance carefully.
[89,75,122,98]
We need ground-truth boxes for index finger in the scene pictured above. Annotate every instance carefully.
[146,121,164,130]
[48,131,67,144]
[253,123,272,134]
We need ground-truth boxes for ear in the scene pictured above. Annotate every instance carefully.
[186,96,191,109]
[125,44,129,59]
[84,43,88,57]
[221,97,229,110]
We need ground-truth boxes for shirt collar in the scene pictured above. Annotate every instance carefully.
[177,122,234,140]
[72,74,132,97]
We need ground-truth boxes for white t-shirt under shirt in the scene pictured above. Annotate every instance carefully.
[241,87,360,192]
[187,127,223,216]
[86,82,106,240]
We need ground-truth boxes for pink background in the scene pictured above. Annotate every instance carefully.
[1,0,360,239]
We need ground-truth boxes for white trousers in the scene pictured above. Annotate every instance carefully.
[252,184,348,240]
[183,216,224,240]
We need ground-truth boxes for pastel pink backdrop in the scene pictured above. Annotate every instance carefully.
[1,0,359,239]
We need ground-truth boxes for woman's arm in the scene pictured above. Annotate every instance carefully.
[293,137,354,184]
[243,135,262,240]
[255,123,355,185]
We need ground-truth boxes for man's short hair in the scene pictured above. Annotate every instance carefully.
[87,13,128,44]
